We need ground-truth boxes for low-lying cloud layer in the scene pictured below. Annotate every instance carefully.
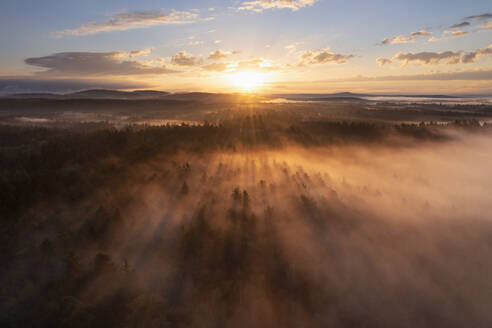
[339,68,492,82]
[25,51,175,76]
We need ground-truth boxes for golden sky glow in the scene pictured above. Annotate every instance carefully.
[0,1,491,94]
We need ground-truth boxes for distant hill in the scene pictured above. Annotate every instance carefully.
[2,89,171,100]
[1,90,260,102]
[66,89,171,99]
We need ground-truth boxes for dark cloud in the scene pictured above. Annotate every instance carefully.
[0,77,146,95]
[450,22,470,29]
[25,52,175,76]
[462,14,492,30]
[465,13,492,20]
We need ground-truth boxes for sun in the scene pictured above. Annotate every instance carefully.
[230,71,265,92]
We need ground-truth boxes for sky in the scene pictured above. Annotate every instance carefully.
[0,0,491,94]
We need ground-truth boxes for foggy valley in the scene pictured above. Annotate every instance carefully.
[1,94,492,327]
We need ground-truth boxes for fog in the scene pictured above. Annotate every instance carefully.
[3,127,492,327]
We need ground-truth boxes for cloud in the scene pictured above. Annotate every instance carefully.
[56,10,199,36]
[442,29,471,38]
[450,22,470,29]
[381,30,432,45]
[377,44,492,66]
[461,13,492,30]
[451,30,469,37]
[461,45,492,64]
[207,50,240,60]
[376,57,393,66]
[0,77,146,95]
[299,48,354,65]
[188,40,204,46]
[285,42,304,53]
[170,51,200,66]
[478,20,492,29]
[201,57,284,72]
[391,51,463,66]
[235,58,284,71]
[465,13,492,20]
[238,0,318,13]
[381,35,412,45]
[432,28,473,42]
[411,30,432,37]
[127,48,153,57]
[201,62,229,72]
[25,51,175,76]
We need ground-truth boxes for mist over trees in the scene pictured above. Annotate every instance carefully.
[1,111,492,327]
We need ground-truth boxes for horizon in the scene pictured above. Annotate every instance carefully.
[2,88,492,98]
[1,1,491,94]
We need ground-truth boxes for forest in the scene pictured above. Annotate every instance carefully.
[1,108,492,327]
